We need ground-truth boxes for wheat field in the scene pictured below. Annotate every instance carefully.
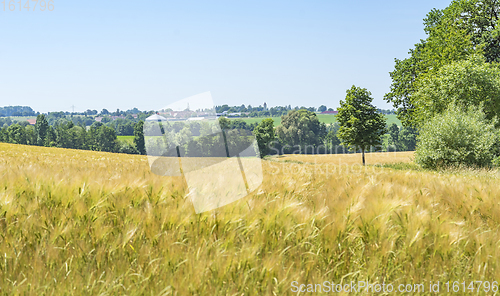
[1,143,500,295]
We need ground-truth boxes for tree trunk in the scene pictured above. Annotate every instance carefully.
[362,148,365,166]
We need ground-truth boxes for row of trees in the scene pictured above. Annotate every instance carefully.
[215,104,337,117]
[1,102,406,165]
[1,111,155,138]
[0,106,37,117]
[1,105,413,168]
[0,107,152,119]
[215,104,396,118]
[0,115,146,155]
[387,123,417,152]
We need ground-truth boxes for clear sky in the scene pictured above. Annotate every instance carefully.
[0,0,452,113]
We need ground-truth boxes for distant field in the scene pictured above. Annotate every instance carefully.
[2,116,36,122]
[117,135,134,143]
[272,151,414,166]
[237,117,282,126]
[238,114,401,126]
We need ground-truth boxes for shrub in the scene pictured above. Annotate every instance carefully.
[415,104,499,169]
[117,141,139,155]
[492,156,500,167]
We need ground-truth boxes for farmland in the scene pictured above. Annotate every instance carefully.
[1,143,499,294]
[117,135,134,144]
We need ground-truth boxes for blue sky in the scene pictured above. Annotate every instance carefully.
[0,0,452,113]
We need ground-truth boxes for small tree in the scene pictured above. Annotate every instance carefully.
[253,118,275,157]
[276,109,326,154]
[413,55,500,125]
[337,85,387,165]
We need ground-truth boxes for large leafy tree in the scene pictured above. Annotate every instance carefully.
[413,55,500,125]
[337,86,386,166]
[275,109,326,154]
[385,0,500,126]
[446,0,500,63]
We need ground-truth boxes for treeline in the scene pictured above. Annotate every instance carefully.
[215,104,395,118]
[253,109,416,157]
[0,111,155,137]
[0,115,146,155]
[215,104,316,117]
[0,106,37,117]
[46,111,154,135]
[31,107,148,117]
[144,118,256,158]
[0,110,414,158]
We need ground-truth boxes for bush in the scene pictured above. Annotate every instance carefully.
[492,156,500,167]
[415,104,499,169]
[117,141,139,154]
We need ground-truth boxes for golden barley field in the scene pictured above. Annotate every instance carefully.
[271,151,415,165]
[1,143,500,295]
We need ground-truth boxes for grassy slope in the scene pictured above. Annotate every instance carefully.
[239,114,401,126]
[0,143,499,294]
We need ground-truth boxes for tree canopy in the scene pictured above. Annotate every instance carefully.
[412,55,500,125]
[275,109,326,154]
[385,0,500,126]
